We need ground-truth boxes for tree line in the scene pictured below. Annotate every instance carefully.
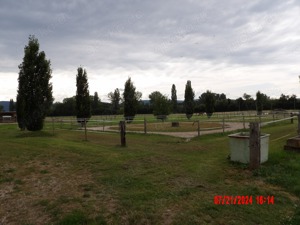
[15,36,299,131]
[49,85,300,119]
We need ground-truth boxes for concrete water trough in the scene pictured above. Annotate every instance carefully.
[228,132,270,164]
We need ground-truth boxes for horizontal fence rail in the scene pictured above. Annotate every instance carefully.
[261,116,297,127]
[43,112,298,140]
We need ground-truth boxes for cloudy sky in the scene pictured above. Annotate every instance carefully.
[1,0,300,102]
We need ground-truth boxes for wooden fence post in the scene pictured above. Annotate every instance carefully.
[197,120,200,137]
[249,122,260,170]
[144,117,147,134]
[290,113,294,124]
[222,117,225,134]
[52,117,54,135]
[84,118,87,141]
[120,121,126,147]
[243,114,246,129]
[298,114,300,135]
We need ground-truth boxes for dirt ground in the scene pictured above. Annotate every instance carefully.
[89,122,246,138]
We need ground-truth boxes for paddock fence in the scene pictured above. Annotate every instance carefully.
[43,111,298,140]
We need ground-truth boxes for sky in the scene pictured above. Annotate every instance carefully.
[1,0,300,102]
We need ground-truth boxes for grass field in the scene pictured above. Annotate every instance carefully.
[45,111,293,133]
[0,121,300,224]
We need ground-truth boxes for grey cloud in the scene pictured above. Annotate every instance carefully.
[1,0,300,100]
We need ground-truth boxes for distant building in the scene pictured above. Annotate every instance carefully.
[0,111,17,123]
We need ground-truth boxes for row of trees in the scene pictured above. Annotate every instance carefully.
[50,80,300,120]
[49,79,197,120]
[15,35,300,131]
[16,35,144,130]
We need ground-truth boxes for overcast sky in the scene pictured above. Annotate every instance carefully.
[1,0,300,102]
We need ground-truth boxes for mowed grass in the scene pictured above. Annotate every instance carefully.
[0,122,300,224]
[46,112,292,133]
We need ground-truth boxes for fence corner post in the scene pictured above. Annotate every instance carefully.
[249,122,260,170]
[290,113,294,124]
[144,117,147,134]
[298,114,300,135]
[52,117,54,136]
[84,118,87,141]
[119,121,126,147]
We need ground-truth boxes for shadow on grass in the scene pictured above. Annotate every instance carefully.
[228,160,249,169]
[58,210,107,225]
[15,130,55,138]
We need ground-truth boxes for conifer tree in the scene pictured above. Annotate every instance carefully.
[171,84,177,113]
[76,67,91,122]
[184,80,195,119]
[108,88,121,115]
[16,35,53,131]
[123,77,141,121]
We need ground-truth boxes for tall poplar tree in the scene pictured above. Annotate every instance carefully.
[16,35,53,131]
[171,84,177,113]
[108,88,121,115]
[9,99,15,111]
[76,67,91,122]
[92,92,101,115]
[123,77,141,121]
[184,80,195,119]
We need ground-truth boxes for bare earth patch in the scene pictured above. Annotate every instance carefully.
[89,122,245,138]
[0,159,118,225]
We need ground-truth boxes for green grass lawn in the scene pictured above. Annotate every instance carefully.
[45,112,293,133]
[0,122,300,225]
